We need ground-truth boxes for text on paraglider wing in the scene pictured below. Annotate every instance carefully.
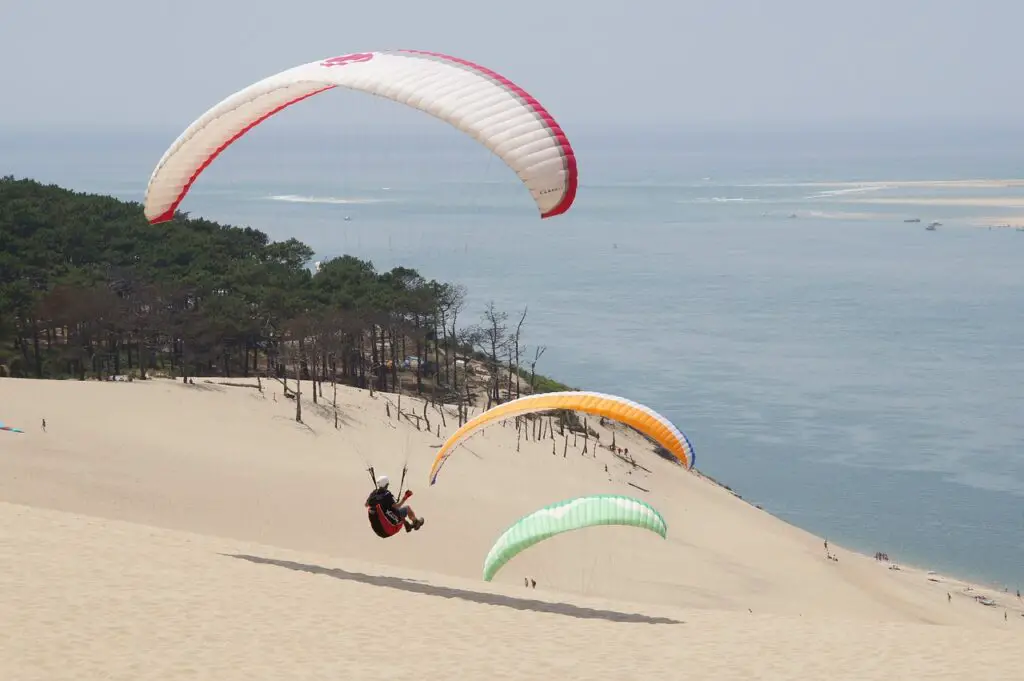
[320,53,375,68]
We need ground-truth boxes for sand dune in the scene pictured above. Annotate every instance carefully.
[850,196,1024,208]
[767,179,1024,190]
[968,215,1024,228]
[1,377,1022,679]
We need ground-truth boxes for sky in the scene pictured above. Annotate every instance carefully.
[1,0,1021,134]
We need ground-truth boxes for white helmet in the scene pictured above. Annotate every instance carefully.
[376,475,390,489]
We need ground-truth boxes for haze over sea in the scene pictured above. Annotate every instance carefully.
[3,123,1023,588]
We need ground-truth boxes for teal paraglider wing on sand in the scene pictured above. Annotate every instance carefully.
[482,495,668,582]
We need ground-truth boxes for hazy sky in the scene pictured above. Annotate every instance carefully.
[1,0,1021,133]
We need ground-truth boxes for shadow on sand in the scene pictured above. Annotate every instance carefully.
[227,553,682,625]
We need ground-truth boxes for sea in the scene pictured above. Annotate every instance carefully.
[3,122,1022,589]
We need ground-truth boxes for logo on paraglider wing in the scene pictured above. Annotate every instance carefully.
[320,53,375,68]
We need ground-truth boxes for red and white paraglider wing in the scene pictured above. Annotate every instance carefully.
[143,50,577,224]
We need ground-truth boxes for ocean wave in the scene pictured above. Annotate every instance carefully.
[679,196,760,204]
[805,185,891,199]
[801,209,898,221]
[265,194,394,205]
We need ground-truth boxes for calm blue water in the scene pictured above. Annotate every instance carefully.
[3,126,1023,588]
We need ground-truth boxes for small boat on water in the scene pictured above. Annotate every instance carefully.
[926,221,941,231]
[904,218,921,223]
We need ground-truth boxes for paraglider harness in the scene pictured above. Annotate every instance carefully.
[366,465,411,538]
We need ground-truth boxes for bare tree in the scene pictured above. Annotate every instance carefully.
[528,345,546,392]
[442,284,467,395]
[284,315,319,424]
[294,346,303,423]
[476,301,508,408]
[455,325,480,422]
[508,307,527,400]
[429,282,457,395]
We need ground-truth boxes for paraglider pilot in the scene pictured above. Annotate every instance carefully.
[366,474,424,532]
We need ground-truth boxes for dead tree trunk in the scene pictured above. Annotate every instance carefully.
[511,307,527,399]
[528,345,546,393]
[295,355,303,424]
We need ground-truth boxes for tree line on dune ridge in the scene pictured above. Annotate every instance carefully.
[0,176,575,426]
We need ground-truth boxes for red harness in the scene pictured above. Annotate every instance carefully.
[367,490,412,538]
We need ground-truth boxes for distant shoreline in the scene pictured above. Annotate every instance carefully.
[688,460,1019,596]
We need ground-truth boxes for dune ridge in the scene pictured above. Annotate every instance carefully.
[1,376,1021,679]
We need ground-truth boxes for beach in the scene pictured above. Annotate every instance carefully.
[2,376,1021,679]
[763,179,1024,190]
[850,197,1024,209]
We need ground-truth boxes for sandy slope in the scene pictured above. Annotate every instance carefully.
[1,377,1021,678]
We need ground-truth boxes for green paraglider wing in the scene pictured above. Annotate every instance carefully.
[482,495,668,582]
